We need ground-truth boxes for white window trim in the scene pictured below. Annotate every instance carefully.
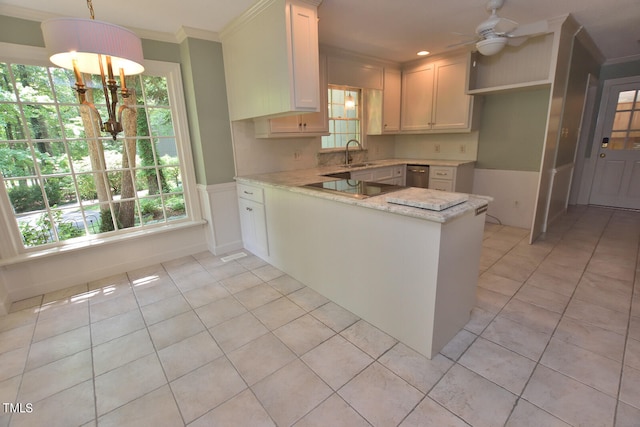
[0,42,203,260]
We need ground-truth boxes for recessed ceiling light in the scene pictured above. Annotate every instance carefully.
[417,50,430,56]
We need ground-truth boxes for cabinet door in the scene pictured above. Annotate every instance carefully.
[289,2,320,110]
[238,198,269,258]
[300,53,328,133]
[383,69,401,133]
[371,166,394,182]
[350,169,374,181]
[432,59,472,130]
[401,64,434,131]
[270,115,302,133]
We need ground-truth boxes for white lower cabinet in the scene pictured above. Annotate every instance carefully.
[350,165,405,186]
[428,163,474,193]
[237,184,269,258]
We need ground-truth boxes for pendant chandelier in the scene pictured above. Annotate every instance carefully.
[41,0,145,140]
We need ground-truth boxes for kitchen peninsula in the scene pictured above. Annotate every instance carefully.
[236,160,489,358]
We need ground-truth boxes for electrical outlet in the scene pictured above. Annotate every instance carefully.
[459,144,466,154]
[434,144,441,153]
[293,151,302,161]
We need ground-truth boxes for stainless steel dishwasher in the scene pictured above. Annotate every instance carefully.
[406,165,429,188]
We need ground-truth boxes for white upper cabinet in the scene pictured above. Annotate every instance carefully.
[401,53,478,133]
[382,68,402,133]
[367,67,402,135]
[253,53,329,138]
[401,62,435,131]
[221,0,321,121]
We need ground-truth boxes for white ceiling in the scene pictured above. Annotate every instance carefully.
[1,0,639,64]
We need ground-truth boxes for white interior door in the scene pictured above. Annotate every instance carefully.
[589,82,640,209]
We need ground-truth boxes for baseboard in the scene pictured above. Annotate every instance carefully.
[209,239,245,256]
[0,291,9,316]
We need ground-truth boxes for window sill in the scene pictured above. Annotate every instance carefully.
[0,219,207,267]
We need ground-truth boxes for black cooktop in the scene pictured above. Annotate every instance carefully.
[303,179,405,199]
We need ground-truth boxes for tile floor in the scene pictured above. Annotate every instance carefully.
[1,205,639,426]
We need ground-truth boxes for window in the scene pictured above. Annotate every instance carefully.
[0,59,193,249]
[610,89,640,150]
[321,86,361,149]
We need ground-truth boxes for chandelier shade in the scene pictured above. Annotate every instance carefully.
[41,17,144,76]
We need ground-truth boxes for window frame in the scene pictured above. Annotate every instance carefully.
[0,42,202,259]
[321,85,363,151]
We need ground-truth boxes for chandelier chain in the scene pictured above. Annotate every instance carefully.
[86,0,95,20]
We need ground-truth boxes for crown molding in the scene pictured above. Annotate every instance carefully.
[603,53,640,66]
[175,27,220,44]
[0,4,58,21]
[0,5,222,45]
[221,0,322,40]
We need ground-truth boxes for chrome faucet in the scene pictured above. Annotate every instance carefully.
[344,139,362,165]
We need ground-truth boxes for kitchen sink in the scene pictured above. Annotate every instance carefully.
[322,171,351,179]
[303,179,405,199]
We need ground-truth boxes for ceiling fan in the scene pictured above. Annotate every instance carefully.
[450,0,549,56]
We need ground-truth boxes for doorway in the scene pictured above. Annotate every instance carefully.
[587,76,640,209]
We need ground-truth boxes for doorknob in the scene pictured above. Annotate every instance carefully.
[600,153,606,158]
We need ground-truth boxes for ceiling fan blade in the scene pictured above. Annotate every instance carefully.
[507,37,528,47]
[452,31,477,38]
[447,39,478,49]
[493,17,518,34]
[508,19,549,38]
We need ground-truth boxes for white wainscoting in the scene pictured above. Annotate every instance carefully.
[472,169,540,229]
[0,222,209,305]
[197,182,243,255]
[0,279,9,315]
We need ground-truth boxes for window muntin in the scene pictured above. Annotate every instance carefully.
[321,86,361,149]
[0,61,189,248]
[610,90,640,150]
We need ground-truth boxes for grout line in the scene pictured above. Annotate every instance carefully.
[611,213,640,426]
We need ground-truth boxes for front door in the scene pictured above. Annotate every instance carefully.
[589,80,640,209]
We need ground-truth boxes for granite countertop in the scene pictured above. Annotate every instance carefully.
[235,158,490,224]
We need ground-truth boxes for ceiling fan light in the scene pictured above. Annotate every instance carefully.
[476,37,507,56]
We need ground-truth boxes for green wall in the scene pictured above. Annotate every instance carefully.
[0,15,43,47]
[141,39,181,63]
[179,38,235,185]
[600,58,640,81]
[0,14,235,186]
[476,88,550,171]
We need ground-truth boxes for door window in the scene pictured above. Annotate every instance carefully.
[610,90,640,150]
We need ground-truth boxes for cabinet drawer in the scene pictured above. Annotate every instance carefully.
[237,183,264,203]
[429,179,453,192]
[429,166,455,181]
